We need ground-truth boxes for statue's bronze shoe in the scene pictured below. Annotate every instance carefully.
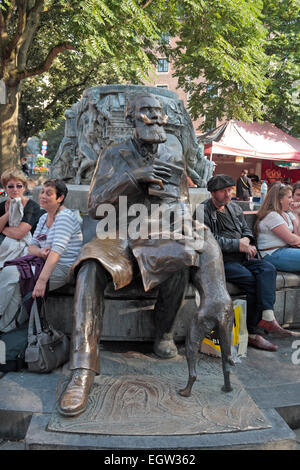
[153,335,178,359]
[58,369,95,417]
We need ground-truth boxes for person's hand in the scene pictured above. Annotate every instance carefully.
[133,163,171,188]
[239,237,257,257]
[247,245,257,258]
[32,278,47,298]
[4,198,11,212]
[239,237,250,251]
[39,247,51,260]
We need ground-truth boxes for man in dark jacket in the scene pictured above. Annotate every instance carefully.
[236,169,252,201]
[203,174,293,352]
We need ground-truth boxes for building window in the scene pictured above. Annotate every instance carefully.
[157,59,169,73]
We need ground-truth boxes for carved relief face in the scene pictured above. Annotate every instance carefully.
[134,96,167,144]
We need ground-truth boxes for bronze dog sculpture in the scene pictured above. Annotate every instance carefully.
[179,227,235,398]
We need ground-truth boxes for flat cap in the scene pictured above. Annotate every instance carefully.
[207,174,235,192]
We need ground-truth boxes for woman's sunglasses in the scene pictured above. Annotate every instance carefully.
[7,184,23,189]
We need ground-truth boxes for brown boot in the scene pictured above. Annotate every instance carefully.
[58,369,95,417]
[258,319,294,338]
[248,335,278,352]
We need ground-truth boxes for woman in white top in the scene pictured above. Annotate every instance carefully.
[255,182,300,273]
[253,183,299,337]
[0,179,82,333]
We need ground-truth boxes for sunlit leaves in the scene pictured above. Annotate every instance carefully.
[171,0,268,129]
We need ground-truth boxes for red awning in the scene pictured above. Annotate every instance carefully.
[201,120,300,161]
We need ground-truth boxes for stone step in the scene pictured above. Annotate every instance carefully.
[24,409,295,450]
[1,337,299,450]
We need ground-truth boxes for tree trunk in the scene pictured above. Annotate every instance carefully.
[0,82,20,175]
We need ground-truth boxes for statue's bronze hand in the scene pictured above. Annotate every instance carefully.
[133,164,171,188]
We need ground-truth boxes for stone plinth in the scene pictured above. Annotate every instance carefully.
[47,349,271,438]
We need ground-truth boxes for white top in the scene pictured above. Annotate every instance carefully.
[30,208,82,267]
[257,210,295,257]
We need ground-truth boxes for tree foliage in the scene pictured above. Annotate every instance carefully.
[261,0,300,136]
[16,0,200,147]
[0,0,183,171]
[1,0,298,174]
[170,0,299,136]
[170,0,268,130]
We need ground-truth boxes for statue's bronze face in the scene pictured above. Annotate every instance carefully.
[134,96,167,144]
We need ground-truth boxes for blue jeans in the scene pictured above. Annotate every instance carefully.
[264,247,300,272]
[224,259,277,334]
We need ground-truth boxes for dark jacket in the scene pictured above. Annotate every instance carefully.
[236,175,252,200]
[202,198,255,254]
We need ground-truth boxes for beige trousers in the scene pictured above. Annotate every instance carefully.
[0,263,69,333]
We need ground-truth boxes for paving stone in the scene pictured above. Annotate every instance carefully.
[25,409,296,450]
[0,440,25,450]
[1,335,300,450]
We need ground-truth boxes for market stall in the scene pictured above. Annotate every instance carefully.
[198,120,300,195]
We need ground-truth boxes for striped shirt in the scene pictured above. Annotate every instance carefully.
[30,208,83,267]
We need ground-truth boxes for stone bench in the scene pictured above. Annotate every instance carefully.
[46,213,300,341]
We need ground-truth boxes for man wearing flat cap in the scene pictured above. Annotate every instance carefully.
[203,174,288,352]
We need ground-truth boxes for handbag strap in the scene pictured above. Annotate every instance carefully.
[1,291,32,331]
[38,297,49,330]
[239,176,251,190]
[28,299,43,344]
[28,297,51,343]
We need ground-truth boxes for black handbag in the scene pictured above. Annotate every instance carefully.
[25,298,70,373]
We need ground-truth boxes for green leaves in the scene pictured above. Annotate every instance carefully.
[2,0,299,158]
[0,0,11,11]
[171,0,268,129]
[260,0,300,136]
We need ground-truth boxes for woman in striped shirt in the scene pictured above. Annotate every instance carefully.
[28,179,83,296]
[0,179,82,332]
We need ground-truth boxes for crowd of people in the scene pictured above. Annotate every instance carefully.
[0,162,299,376]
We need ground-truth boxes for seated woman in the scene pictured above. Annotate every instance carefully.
[291,182,300,219]
[254,182,298,336]
[0,169,43,266]
[255,182,300,272]
[0,179,83,332]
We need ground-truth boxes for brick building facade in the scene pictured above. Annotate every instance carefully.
[142,37,205,137]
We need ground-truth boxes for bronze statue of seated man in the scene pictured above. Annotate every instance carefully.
[58,92,234,417]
